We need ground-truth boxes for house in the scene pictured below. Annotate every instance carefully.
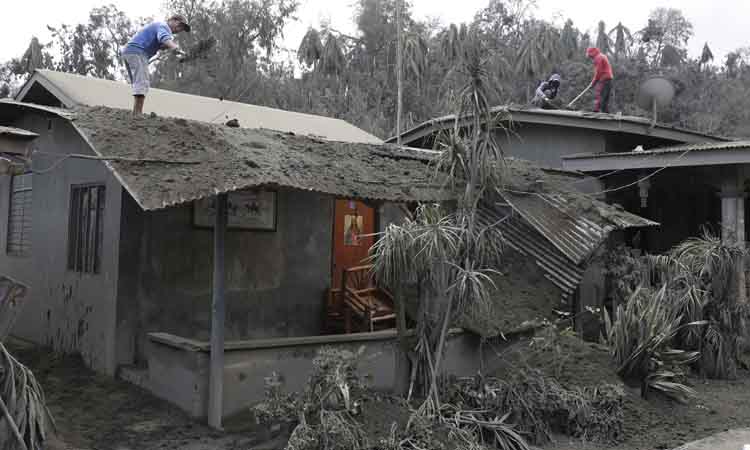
[389,106,728,170]
[0,99,453,422]
[563,141,750,302]
[390,106,733,334]
[1,71,654,422]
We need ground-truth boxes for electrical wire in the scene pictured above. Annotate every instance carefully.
[501,146,695,199]
[32,154,71,175]
[27,150,202,175]
[565,144,697,185]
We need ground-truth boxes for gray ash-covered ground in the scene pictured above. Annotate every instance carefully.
[457,246,563,337]
[10,334,750,450]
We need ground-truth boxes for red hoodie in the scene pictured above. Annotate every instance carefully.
[586,47,613,83]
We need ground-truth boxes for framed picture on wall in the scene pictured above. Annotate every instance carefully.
[193,189,277,231]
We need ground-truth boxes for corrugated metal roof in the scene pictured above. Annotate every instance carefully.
[500,190,658,265]
[17,70,382,144]
[0,126,38,139]
[565,140,750,160]
[472,189,657,323]
[69,106,446,210]
[477,205,584,302]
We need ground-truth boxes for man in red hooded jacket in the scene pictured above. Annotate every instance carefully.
[586,47,613,113]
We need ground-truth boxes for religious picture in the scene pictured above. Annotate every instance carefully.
[193,189,277,230]
[344,214,363,246]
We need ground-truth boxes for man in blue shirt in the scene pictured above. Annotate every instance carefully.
[122,15,191,114]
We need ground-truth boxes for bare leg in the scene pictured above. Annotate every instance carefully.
[133,95,145,115]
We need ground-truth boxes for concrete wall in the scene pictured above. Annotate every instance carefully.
[497,122,607,169]
[145,330,485,418]
[0,113,122,375]
[116,189,335,364]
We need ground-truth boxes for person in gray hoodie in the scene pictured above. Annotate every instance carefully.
[531,73,562,109]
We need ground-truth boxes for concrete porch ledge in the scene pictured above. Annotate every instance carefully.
[147,328,468,352]
[142,330,481,419]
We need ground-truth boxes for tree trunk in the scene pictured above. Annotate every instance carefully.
[393,287,410,396]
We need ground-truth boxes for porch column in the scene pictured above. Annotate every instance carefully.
[208,193,228,429]
[720,174,746,304]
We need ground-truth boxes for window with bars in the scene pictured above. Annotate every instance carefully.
[7,174,32,257]
[67,185,106,274]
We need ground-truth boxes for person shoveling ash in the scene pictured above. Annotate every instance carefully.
[531,73,562,109]
[567,47,614,112]
[121,15,191,115]
[586,47,614,112]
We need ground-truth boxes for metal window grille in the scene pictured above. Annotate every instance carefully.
[7,174,32,257]
[67,185,105,274]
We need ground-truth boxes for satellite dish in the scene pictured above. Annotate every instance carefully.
[637,77,675,125]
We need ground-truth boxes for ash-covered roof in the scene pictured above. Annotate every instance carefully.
[387,105,729,146]
[17,70,382,144]
[70,107,446,210]
[563,140,750,171]
[569,140,750,158]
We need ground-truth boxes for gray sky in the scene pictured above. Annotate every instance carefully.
[2,0,747,64]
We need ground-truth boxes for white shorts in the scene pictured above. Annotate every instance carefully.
[123,52,150,96]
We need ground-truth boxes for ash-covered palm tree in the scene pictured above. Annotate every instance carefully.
[595,20,612,55]
[320,33,347,77]
[700,42,714,70]
[608,22,632,59]
[440,23,466,63]
[402,29,429,91]
[515,21,561,79]
[560,19,579,59]
[297,27,324,69]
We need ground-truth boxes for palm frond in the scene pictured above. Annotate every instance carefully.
[369,221,416,290]
[0,343,54,450]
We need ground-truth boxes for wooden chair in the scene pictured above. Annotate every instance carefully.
[323,288,345,334]
[342,265,396,333]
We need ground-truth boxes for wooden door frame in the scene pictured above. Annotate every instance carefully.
[329,198,381,290]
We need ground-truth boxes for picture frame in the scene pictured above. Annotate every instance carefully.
[193,189,277,231]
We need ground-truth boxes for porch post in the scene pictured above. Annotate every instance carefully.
[208,193,228,429]
[720,173,746,304]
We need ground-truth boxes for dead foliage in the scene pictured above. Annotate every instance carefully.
[442,369,624,446]
[0,342,54,450]
[255,346,526,450]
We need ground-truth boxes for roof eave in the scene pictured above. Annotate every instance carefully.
[15,70,78,108]
[562,147,750,172]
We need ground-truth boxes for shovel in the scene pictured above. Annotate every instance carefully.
[567,84,592,108]
[149,37,217,65]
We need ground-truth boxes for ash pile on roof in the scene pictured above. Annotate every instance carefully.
[70,106,448,210]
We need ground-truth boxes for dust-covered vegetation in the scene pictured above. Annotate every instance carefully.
[3,2,750,138]
[0,342,54,450]
[602,230,749,403]
[252,346,521,450]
